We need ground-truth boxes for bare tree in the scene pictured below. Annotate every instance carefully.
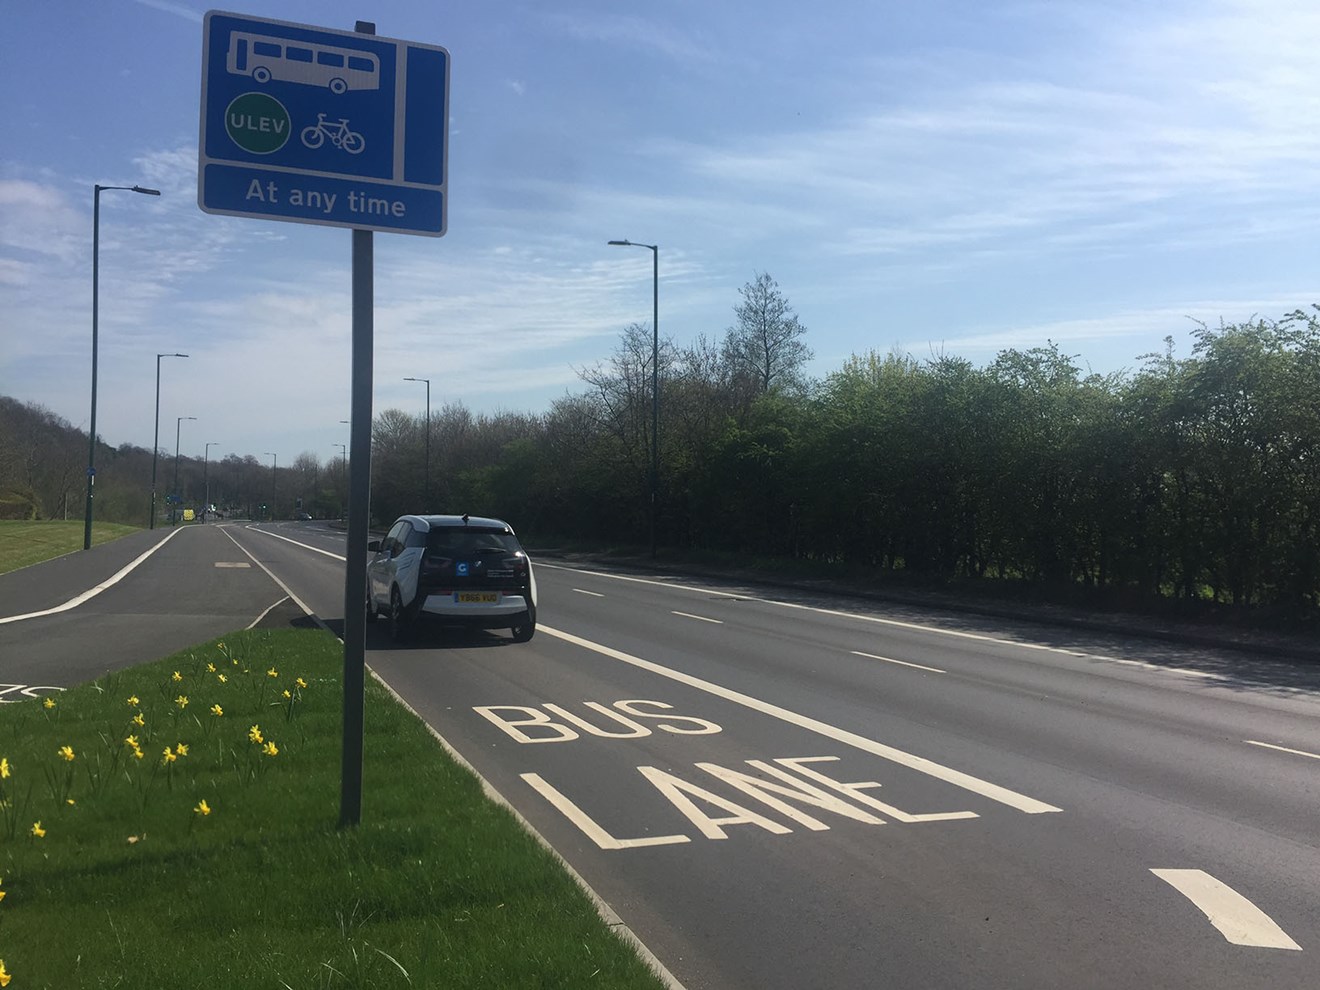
[722,271,813,398]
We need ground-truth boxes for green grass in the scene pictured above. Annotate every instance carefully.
[0,629,667,989]
[0,520,140,575]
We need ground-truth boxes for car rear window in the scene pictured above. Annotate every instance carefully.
[425,527,521,555]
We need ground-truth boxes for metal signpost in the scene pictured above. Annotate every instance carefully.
[199,10,449,826]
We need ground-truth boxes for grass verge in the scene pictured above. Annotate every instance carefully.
[0,521,140,575]
[0,628,668,989]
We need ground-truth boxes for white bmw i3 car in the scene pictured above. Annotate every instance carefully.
[366,514,537,642]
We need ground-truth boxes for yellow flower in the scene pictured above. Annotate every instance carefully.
[30,821,45,838]
[132,712,145,727]
[296,677,308,689]
[43,698,55,710]
[194,799,211,816]
[262,741,279,757]
[58,745,75,762]
[217,673,228,684]
[248,725,263,744]
[66,798,75,805]
[176,743,189,757]
[206,662,216,673]
[217,641,225,650]
[0,958,11,986]
[267,667,279,678]
[175,695,189,709]
[127,695,140,706]
[210,704,223,717]
[0,757,10,779]
[162,747,177,765]
[172,671,182,682]
[131,747,144,761]
[125,734,139,748]
[282,689,291,700]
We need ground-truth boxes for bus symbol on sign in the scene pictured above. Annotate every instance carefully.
[227,31,380,94]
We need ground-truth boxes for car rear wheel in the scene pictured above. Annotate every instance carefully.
[388,586,410,643]
[510,605,536,643]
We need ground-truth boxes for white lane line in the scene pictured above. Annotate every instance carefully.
[215,561,251,568]
[536,562,1231,679]
[219,529,316,618]
[1245,740,1320,762]
[672,610,723,624]
[0,528,186,624]
[242,524,347,560]
[573,588,605,598]
[1151,869,1302,950]
[541,624,1062,815]
[246,596,291,630]
[852,650,945,674]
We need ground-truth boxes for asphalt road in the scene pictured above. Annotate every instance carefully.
[3,521,1318,989]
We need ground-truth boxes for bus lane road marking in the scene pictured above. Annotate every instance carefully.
[539,625,1062,816]
[477,699,981,850]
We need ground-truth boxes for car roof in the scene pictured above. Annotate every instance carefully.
[397,513,513,532]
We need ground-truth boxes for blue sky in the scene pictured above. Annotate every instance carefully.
[3,0,1319,465]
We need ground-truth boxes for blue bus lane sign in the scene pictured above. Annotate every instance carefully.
[198,10,448,236]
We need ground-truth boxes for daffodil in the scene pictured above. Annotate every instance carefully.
[217,673,228,684]
[206,662,216,673]
[0,958,11,986]
[132,711,145,727]
[176,742,189,757]
[162,747,177,765]
[296,677,308,689]
[58,745,75,762]
[0,757,10,779]
[267,667,279,678]
[194,799,211,816]
[262,740,279,757]
[175,695,189,709]
[282,689,291,700]
[131,747,144,760]
[42,698,55,710]
[127,695,140,707]
[125,734,139,748]
[248,725,263,744]
[30,821,45,838]
[210,704,223,717]
[172,671,183,682]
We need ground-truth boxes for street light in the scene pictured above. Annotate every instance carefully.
[203,442,220,522]
[150,352,188,529]
[607,238,659,558]
[403,377,431,506]
[264,452,277,520]
[172,416,196,525]
[333,442,348,520]
[84,182,161,549]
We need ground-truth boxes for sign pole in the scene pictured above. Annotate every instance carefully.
[340,18,375,830]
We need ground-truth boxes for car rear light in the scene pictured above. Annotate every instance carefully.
[502,556,528,578]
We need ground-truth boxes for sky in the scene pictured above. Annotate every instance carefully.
[3,0,1319,466]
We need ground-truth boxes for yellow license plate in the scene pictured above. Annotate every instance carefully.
[455,592,499,604]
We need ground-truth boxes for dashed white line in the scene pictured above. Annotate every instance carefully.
[573,588,605,598]
[1151,869,1302,950]
[1245,740,1320,762]
[851,651,945,674]
[672,611,723,624]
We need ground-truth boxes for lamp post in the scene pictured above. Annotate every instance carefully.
[333,443,347,521]
[607,239,659,558]
[264,452,277,520]
[84,182,161,549]
[403,377,431,506]
[150,352,188,529]
[203,442,220,522]
[172,416,196,525]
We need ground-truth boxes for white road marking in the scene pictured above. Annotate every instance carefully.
[1151,869,1302,950]
[540,625,1062,815]
[242,524,347,560]
[0,527,185,624]
[219,529,316,617]
[672,610,723,624]
[214,561,251,568]
[851,650,946,674]
[522,772,691,849]
[573,588,605,597]
[246,596,291,630]
[1245,740,1320,762]
[536,563,1232,680]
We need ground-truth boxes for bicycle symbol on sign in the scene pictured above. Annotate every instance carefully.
[301,113,365,154]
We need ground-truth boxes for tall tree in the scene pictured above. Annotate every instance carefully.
[723,272,813,400]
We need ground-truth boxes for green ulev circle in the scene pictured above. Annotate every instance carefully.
[225,92,291,155]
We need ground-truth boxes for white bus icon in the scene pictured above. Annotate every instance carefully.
[226,31,380,94]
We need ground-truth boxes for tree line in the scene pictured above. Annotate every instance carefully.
[4,275,1317,616]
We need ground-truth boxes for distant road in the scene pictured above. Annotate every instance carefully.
[4,520,1319,988]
